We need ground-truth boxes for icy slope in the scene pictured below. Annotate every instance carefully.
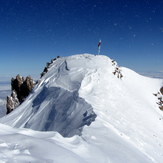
[0,54,163,162]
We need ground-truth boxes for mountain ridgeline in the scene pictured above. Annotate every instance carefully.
[4,54,163,139]
[1,54,163,162]
[5,55,99,137]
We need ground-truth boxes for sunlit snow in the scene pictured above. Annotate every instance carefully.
[0,54,163,162]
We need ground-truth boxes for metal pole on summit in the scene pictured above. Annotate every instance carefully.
[98,40,101,55]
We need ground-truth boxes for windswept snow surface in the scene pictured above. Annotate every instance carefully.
[0,54,163,162]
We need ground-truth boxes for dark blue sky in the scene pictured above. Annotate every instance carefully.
[0,0,163,78]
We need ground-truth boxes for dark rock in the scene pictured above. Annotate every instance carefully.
[120,73,123,79]
[6,75,34,114]
[6,91,19,114]
[40,56,61,78]
[40,72,46,78]
[11,74,23,100]
[6,96,14,114]
[113,72,116,75]
[159,106,163,110]
[46,62,51,67]
[20,76,34,102]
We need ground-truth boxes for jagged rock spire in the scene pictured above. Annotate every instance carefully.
[6,75,34,114]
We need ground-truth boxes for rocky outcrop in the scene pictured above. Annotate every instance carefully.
[40,56,60,78]
[112,60,123,79]
[6,91,19,114]
[6,56,61,114]
[6,75,34,114]
[154,87,163,111]
[160,87,163,95]
[11,74,24,102]
[20,76,34,102]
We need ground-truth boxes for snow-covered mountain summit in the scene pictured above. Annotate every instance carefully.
[0,54,163,162]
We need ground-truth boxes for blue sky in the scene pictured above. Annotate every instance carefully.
[0,0,163,78]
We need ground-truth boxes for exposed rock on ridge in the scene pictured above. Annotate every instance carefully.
[40,56,60,78]
[154,86,163,110]
[6,75,34,114]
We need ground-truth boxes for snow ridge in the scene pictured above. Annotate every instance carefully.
[0,54,163,163]
[0,54,98,137]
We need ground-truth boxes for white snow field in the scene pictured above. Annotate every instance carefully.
[0,54,163,163]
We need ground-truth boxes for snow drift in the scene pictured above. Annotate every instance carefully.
[0,54,163,162]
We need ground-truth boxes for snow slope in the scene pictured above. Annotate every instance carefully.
[0,54,163,162]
